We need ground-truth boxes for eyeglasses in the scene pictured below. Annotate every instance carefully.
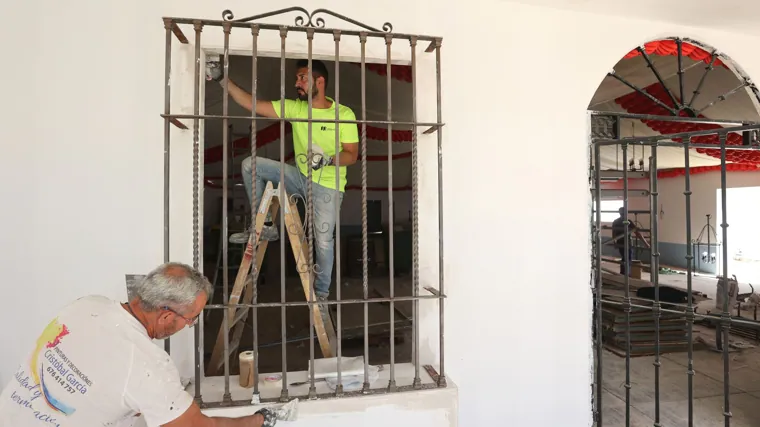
[162,306,199,326]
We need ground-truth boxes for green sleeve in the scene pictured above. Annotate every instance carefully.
[340,108,359,144]
[270,99,298,118]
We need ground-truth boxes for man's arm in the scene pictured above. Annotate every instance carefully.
[162,401,266,427]
[223,78,277,118]
[205,62,277,118]
[333,142,358,166]
[331,113,360,167]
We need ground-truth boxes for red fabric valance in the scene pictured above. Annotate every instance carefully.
[623,40,725,68]
[614,82,760,164]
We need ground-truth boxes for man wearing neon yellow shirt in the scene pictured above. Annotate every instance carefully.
[206,59,359,301]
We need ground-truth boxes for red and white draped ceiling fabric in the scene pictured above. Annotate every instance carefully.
[614,40,760,177]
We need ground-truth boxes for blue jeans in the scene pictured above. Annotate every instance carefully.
[241,156,343,297]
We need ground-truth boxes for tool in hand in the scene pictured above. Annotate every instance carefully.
[255,398,299,426]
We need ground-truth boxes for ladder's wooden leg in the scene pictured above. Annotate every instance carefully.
[283,198,337,358]
[228,239,269,356]
[207,183,278,376]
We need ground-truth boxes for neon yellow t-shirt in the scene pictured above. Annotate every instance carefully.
[271,97,359,192]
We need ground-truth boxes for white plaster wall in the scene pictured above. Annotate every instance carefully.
[6,0,760,425]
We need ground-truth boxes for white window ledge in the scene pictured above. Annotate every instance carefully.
[197,363,457,426]
[193,362,450,404]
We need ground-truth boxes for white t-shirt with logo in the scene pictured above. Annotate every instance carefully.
[0,295,193,427]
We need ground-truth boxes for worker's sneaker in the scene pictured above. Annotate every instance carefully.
[229,225,279,244]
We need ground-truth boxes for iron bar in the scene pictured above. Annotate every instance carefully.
[434,37,446,388]
[719,133,732,427]
[601,141,760,150]
[278,26,289,403]
[253,317,413,349]
[384,34,398,393]
[650,149,662,427]
[687,51,718,108]
[160,114,442,128]
[360,32,371,393]
[306,28,317,400]
[333,29,344,397]
[608,72,678,116]
[594,123,760,145]
[677,39,685,106]
[166,17,439,41]
[623,144,632,426]
[250,24,261,400]
[637,46,681,109]
[598,299,760,328]
[588,111,758,126]
[695,82,750,116]
[684,136,695,427]
[593,141,603,425]
[162,18,173,356]
[168,118,189,129]
[170,23,189,43]
[203,293,445,309]
[221,21,232,404]
[190,18,202,398]
[707,216,712,283]
[410,35,422,390]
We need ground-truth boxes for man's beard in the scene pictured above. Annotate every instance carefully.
[297,87,317,100]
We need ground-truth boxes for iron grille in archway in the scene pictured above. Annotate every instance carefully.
[590,38,760,427]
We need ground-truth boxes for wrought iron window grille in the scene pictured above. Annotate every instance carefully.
[160,7,447,408]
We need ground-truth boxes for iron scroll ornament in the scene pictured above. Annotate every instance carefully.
[221,7,393,33]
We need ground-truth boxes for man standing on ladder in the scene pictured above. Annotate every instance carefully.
[206,59,359,302]
[612,207,637,276]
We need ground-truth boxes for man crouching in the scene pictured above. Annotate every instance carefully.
[0,262,275,427]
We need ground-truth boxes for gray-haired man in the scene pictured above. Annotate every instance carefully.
[0,262,276,427]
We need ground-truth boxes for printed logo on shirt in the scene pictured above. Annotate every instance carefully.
[25,317,93,417]
[29,318,76,415]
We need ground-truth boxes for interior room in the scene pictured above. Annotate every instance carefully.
[11,1,760,426]
[201,55,416,376]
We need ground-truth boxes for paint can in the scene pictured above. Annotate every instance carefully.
[239,351,255,388]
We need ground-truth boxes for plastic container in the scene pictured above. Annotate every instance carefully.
[239,351,255,388]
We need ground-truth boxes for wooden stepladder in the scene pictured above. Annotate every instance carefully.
[206,182,337,376]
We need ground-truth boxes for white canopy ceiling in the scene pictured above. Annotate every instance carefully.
[589,42,760,171]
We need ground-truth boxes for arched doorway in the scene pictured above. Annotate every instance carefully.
[587,38,760,426]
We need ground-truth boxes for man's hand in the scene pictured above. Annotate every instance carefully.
[161,401,273,427]
[206,61,224,82]
[254,408,277,426]
[311,153,334,171]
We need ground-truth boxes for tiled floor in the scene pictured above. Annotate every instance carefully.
[602,347,760,426]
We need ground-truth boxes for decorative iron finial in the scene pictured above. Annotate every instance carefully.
[221,7,393,33]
